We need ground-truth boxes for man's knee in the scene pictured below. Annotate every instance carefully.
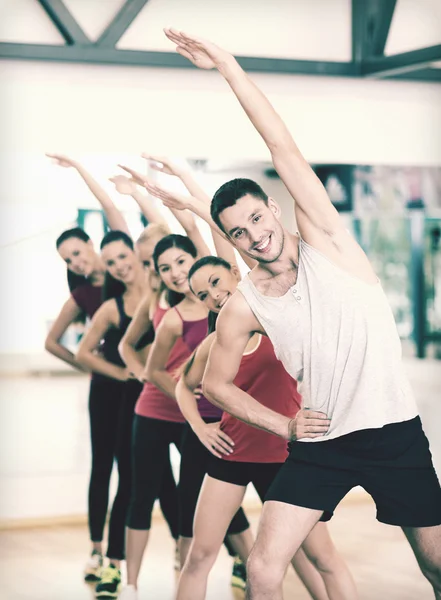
[247,550,284,593]
[419,558,441,590]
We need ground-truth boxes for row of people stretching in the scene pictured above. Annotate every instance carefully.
[46,27,441,600]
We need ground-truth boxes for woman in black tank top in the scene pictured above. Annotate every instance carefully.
[76,231,181,595]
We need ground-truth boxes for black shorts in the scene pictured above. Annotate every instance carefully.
[179,421,249,538]
[208,457,283,502]
[266,417,441,527]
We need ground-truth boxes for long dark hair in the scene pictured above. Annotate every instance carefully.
[100,230,134,301]
[153,234,198,308]
[56,227,92,324]
[56,227,91,293]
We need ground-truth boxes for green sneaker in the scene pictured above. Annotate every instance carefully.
[231,556,247,590]
[95,564,121,598]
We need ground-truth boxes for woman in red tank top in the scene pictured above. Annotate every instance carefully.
[174,256,355,600]
[119,234,252,599]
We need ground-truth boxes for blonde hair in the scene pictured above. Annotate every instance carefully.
[136,222,170,245]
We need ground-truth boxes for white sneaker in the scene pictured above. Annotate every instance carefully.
[84,551,103,582]
[119,585,138,600]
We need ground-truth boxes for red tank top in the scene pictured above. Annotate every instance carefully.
[221,335,302,463]
[135,306,210,423]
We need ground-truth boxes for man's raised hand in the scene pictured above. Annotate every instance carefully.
[164,28,231,70]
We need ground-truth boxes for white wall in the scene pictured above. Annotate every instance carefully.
[1,0,441,365]
[0,58,440,366]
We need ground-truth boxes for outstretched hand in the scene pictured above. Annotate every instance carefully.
[141,153,185,178]
[118,164,148,187]
[109,175,138,196]
[164,28,232,70]
[46,153,78,168]
[118,164,192,211]
[143,181,192,212]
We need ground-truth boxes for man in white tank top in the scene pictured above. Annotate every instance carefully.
[165,29,441,600]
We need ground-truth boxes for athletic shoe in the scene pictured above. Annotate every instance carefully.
[118,585,138,600]
[95,564,121,598]
[84,550,103,582]
[231,557,247,590]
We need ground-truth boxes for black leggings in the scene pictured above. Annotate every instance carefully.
[128,415,185,530]
[88,380,179,559]
[179,421,250,539]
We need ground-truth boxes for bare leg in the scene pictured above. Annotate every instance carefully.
[227,527,255,563]
[246,501,322,600]
[301,522,357,600]
[177,477,246,600]
[290,548,329,600]
[126,528,150,588]
[403,525,441,599]
[180,527,254,569]
[92,541,103,554]
[179,536,193,568]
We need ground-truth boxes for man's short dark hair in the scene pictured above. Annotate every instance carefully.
[210,178,268,234]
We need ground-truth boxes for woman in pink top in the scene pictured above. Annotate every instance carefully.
[174,256,357,600]
[119,235,249,600]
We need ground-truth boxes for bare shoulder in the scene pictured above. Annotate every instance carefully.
[216,291,263,338]
[158,307,183,336]
[94,299,118,326]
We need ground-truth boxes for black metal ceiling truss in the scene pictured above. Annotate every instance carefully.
[0,0,440,82]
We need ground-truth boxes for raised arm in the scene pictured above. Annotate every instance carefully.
[143,154,239,267]
[119,293,153,381]
[109,174,169,227]
[145,309,181,399]
[46,153,130,234]
[45,297,88,372]
[119,164,210,258]
[76,301,130,381]
[164,30,376,281]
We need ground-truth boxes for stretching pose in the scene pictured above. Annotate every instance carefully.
[175,255,356,600]
[75,231,179,598]
[44,155,180,585]
[119,234,250,600]
[165,29,441,600]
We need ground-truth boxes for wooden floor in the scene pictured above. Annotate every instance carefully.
[0,496,434,600]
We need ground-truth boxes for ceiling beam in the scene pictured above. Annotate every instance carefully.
[366,0,397,56]
[38,0,90,45]
[96,0,150,48]
[389,68,441,83]
[362,44,441,78]
[0,43,356,77]
[351,0,366,69]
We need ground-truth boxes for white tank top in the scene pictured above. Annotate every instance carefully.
[237,239,418,442]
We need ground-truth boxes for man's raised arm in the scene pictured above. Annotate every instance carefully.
[163,29,341,239]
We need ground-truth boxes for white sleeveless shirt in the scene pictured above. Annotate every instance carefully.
[237,239,418,442]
